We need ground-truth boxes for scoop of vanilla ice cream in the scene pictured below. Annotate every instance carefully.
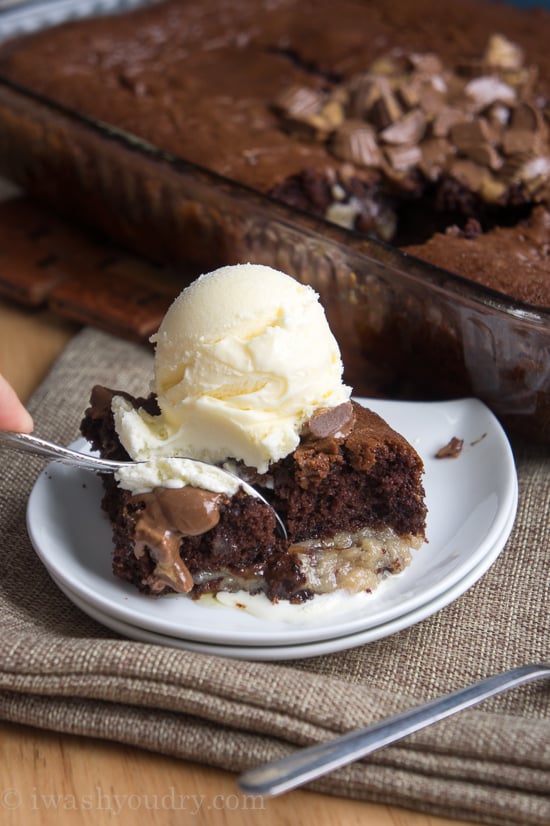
[113,263,350,473]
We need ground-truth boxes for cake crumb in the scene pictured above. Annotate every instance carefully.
[435,436,464,458]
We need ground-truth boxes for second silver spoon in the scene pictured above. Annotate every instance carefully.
[238,663,550,797]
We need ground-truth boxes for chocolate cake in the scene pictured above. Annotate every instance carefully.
[81,388,427,603]
[404,207,550,306]
[0,0,549,305]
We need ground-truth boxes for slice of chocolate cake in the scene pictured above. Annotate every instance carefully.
[81,389,427,603]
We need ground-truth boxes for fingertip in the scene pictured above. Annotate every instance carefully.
[19,409,34,434]
[0,374,34,433]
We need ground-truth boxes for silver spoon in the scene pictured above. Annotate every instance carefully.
[0,430,287,538]
[239,663,550,796]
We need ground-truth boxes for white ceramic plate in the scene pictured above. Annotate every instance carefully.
[49,490,518,661]
[27,397,517,647]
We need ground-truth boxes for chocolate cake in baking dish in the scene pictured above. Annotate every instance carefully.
[0,0,549,304]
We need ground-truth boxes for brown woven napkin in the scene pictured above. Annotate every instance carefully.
[0,328,548,826]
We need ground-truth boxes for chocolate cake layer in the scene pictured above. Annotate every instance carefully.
[82,387,427,602]
[404,207,550,305]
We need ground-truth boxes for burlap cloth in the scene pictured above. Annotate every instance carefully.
[0,327,548,825]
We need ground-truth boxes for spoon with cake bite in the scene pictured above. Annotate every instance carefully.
[0,430,287,538]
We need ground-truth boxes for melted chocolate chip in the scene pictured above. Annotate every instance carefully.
[131,487,224,593]
[303,400,355,440]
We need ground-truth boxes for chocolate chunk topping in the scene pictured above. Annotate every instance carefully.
[331,121,382,167]
[86,384,117,420]
[380,109,427,146]
[274,34,550,204]
[303,401,355,441]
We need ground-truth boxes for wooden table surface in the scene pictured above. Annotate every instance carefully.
[0,296,475,826]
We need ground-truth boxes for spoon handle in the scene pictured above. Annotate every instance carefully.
[0,431,126,471]
[239,663,550,797]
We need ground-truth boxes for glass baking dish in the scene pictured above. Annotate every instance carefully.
[0,1,548,445]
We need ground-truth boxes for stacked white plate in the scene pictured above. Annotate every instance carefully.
[27,398,518,661]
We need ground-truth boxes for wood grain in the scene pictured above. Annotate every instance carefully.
[0,298,78,401]
[0,298,475,826]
